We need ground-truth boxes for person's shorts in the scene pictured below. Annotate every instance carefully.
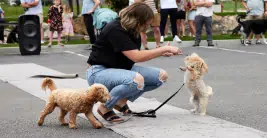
[151,13,160,27]
[246,14,264,20]
[188,10,196,21]
[177,10,186,20]
[37,13,44,24]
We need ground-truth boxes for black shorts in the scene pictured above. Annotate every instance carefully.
[177,10,186,20]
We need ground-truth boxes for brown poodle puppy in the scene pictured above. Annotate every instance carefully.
[180,53,213,116]
[37,78,110,129]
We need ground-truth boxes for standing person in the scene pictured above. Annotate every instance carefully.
[0,7,5,44]
[160,0,182,43]
[62,4,74,42]
[187,0,196,37]
[20,0,45,44]
[47,0,63,47]
[138,0,161,50]
[86,3,183,123]
[176,0,187,37]
[82,0,100,49]
[241,0,267,44]
[193,0,215,47]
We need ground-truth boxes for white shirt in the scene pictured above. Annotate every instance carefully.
[129,0,135,5]
[20,0,43,14]
[195,0,215,17]
[160,0,178,9]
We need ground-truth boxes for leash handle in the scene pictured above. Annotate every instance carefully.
[153,83,185,112]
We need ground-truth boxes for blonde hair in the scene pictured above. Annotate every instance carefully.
[119,2,154,36]
[63,4,72,13]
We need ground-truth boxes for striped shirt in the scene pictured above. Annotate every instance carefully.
[144,0,158,14]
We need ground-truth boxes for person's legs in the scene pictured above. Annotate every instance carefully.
[194,15,204,46]
[0,21,4,42]
[57,31,64,46]
[48,31,54,47]
[160,9,169,43]
[140,32,149,49]
[169,8,178,38]
[204,16,214,46]
[126,65,168,101]
[151,13,161,48]
[176,19,181,37]
[86,65,143,121]
[152,26,161,48]
[181,19,185,37]
[83,14,96,45]
[37,13,44,44]
[188,20,196,37]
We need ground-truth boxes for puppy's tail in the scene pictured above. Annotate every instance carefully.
[41,77,57,92]
[207,85,213,96]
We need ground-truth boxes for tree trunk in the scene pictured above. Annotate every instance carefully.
[68,0,73,14]
[76,0,80,15]
[234,1,238,12]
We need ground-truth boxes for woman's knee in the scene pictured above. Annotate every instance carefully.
[133,73,145,90]
[159,69,168,83]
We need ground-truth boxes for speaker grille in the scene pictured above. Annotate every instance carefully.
[23,21,37,37]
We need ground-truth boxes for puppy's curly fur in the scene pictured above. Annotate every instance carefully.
[37,78,110,129]
[180,53,213,116]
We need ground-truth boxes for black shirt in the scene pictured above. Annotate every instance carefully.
[87,18,141,70]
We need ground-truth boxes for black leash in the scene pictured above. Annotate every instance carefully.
[132,83,185,118]
[30,74,79,79]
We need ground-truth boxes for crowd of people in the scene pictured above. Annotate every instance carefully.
[0,0,266,47]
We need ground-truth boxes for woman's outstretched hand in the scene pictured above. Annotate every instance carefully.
[162,42,183,56]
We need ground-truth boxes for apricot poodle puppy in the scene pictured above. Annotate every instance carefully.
[180,53,213,116]
[37,78,110,129]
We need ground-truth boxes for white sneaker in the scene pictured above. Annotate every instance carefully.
[41,40,45,44]
[160,36,164,43]
[174,35,182,43]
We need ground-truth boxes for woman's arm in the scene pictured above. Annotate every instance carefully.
[122,45,182,62]
[88,0,101,14]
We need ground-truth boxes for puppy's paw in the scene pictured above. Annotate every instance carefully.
[60,122,68,126]
[92,122,103,129]
[37,119,44,126]
[190,108,197,114]
[200,112,206,116]
[69,124,77,129]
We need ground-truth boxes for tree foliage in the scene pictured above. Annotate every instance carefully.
[104,0,129,13]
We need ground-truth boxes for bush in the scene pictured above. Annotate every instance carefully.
[104,0,128,13]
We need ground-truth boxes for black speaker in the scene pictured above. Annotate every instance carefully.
[18,15,41,55]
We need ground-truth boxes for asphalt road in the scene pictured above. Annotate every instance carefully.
[0,40,267,137]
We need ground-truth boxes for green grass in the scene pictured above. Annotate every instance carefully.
[220,1,246,12]
[1,4,81,18]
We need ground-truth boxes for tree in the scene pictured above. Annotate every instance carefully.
[104,0,129,13]
[233,0,242,12]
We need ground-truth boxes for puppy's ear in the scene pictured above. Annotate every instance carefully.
[201,62,208,73]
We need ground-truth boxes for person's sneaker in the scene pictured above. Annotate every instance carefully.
[245,40,251,45]
[193,41,200,47]
[41,40,45,44]
[207,41,214,47]
[174,35,182,43]
[256,40,262,44]
[160,36,164,43]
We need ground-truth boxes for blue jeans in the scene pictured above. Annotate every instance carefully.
[86,65,165,109]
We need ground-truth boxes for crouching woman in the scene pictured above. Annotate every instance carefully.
[86,2,183,123]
